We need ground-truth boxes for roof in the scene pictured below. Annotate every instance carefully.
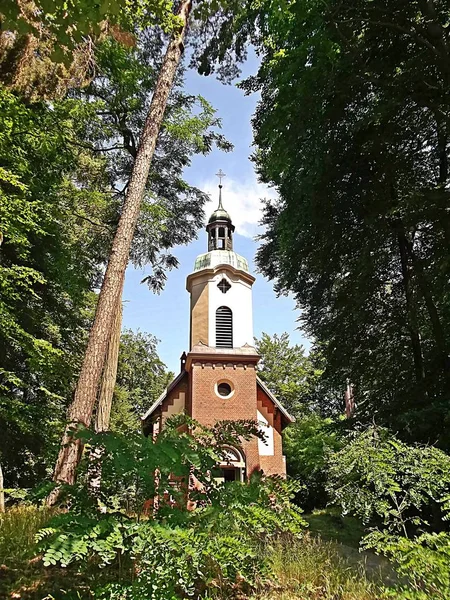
[193,250,249,273]
[256,376,295,424]
[141,370,187,422]
[208,206,231,223]
[141,365,295,428]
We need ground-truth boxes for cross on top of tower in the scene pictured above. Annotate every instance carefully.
[216,169,226,188]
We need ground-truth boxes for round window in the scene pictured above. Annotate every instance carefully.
[217,382,232,397]
[215,380,235,399]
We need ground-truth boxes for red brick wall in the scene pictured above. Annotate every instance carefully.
[190,361,262,476]
[188,361,285,477]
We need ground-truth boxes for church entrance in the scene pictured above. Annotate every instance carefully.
[217,446,245,483]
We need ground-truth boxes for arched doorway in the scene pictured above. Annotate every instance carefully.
[217,446,245,483]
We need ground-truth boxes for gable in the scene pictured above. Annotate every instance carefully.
[256,376,295,430]
[141,371,188,435]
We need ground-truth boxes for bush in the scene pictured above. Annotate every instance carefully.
[283,413,343,510]
[327,427,450,599]
[36,418,306,599]
[364,530,450,600]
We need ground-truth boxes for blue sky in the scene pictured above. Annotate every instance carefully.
[122,54,310,373]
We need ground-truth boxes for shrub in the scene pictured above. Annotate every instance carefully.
[36,418,306,599]
[283,413,343,510]
[327,427,450,535]
[327,427,450,599]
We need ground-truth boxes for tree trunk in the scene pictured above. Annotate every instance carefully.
[88,300,123,496]
[406,240,450,375]
[396,225,426,387]
[96,300,123,434]
[48,0,193,503]
[0,462,5,513]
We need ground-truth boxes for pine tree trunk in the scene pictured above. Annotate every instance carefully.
[88,300,123,496]
[48,0,193,504]
[96,300,123,434]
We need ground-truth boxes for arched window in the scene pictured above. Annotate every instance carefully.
[216,306,232,348]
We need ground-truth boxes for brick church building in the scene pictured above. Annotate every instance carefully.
[142,176,294,481]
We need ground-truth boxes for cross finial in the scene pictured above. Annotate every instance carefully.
[216,169,226,187]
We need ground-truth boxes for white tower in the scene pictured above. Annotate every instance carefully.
[186,172,255,349]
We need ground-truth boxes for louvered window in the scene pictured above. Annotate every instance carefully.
[216,306,233,348]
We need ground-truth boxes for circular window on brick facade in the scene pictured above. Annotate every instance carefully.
[215,380,235,399]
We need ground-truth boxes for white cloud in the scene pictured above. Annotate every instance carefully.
[198,173,278,238]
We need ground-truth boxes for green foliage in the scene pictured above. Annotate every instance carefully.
[254,332,321,417]
[109,329,173,434]
[364,530,450,600]
[328,427,450,598]
[0,27,229,489]
[36,418,306,599]
[1,0,178,52]
[283,414,343,510]
[327,427,450,535]
[243,0,450,447]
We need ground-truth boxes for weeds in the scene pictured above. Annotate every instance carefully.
[255,535,384,600]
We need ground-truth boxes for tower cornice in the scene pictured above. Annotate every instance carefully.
[185,342,260,371]
[186,263,255,293]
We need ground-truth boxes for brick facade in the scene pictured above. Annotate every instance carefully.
[190,360,262,477]
[144,349,291,479]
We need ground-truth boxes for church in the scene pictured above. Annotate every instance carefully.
[142,174,294,481]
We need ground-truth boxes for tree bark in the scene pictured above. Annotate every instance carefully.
[48,0,193,503]
[96,300,123,434]
[396,225,426,386]
[88,300,123,496]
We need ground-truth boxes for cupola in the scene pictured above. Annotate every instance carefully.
[206,169,235,251]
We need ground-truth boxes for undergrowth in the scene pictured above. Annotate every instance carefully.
[0,506,387,600]
[254,535,383,600]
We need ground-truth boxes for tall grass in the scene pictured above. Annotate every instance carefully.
[0,505,53,567]
[255,535,384,600]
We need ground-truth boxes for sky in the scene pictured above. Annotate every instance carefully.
[122,54,310,373]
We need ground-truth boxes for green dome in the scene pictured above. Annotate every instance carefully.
[208,206,231,223]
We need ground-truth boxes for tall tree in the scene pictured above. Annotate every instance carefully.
[110,329,173,435]
[254,332,320,417]
[1,24,229,491]
[235,0,450,447]
[0,0,178,99]
[50,0,194,495]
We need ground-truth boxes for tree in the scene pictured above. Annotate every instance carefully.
[0,0,178,99]
[283,413,343,511]
[239,0,450,447]
[50,0,252,495]
[254,332,320,417]
[1,25,229,490]
[109,329,173,435]
[49,0,196,497]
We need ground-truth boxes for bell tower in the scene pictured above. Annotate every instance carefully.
[186,172,255,350]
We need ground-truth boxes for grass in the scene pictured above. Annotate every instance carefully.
[0,505,54,566]
[253,535,385,600]
[305,508,366,548]
[0,505,389,600]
